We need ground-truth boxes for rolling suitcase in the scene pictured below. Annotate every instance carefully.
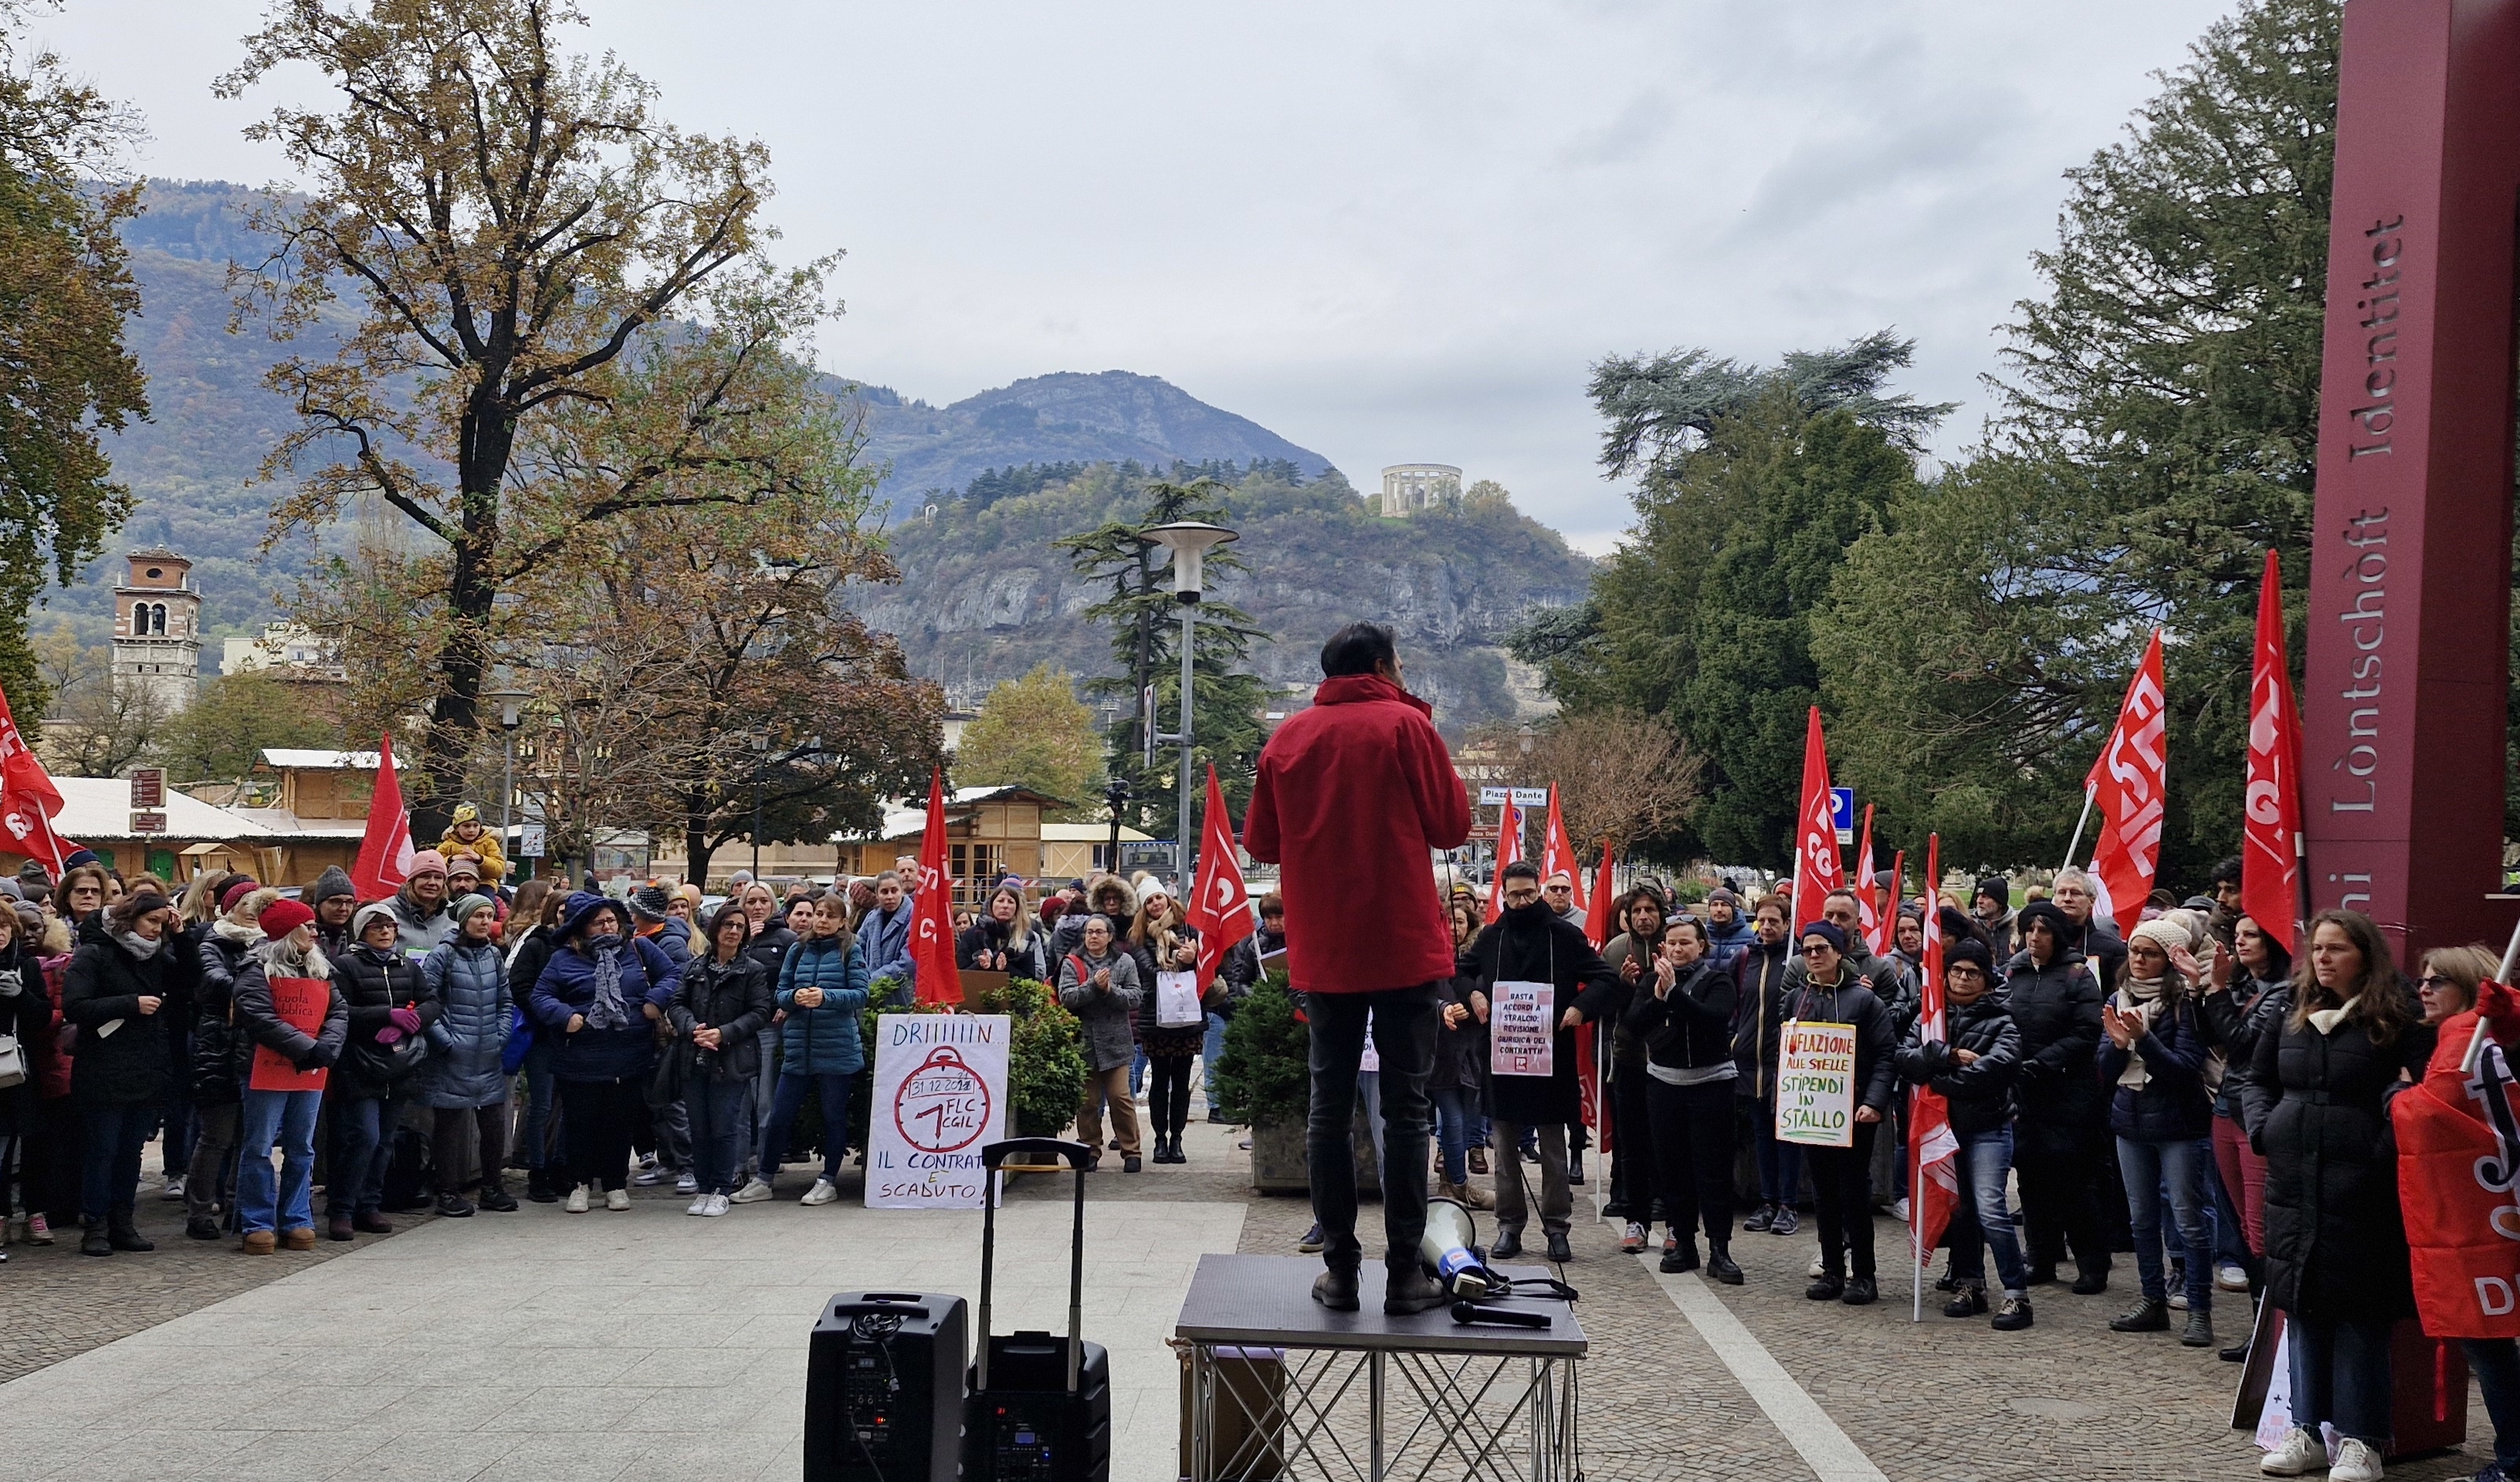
[963,1138,1111,1482]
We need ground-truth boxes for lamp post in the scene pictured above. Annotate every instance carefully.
[750,730,772,879]
[485,686,531,880]
[1103,776,1132,875]
[1142,521,1238,885]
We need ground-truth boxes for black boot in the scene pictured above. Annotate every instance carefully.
[1706,1245,1744,1285]
[1170,1133,1189,1165]
[2070,1259,2110,1296]
[106,1211,154,1252]
[2110,1295,2170,1332]
[526,1168,559,1204]
[80,1218,112,1257]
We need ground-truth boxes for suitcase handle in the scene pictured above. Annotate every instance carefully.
[975,1137,1091,1395]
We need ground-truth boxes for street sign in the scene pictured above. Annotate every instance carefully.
[129,811,168,835]
[1480,786,1550,806]
[519,824,547,858]
[1479,786,1510,805]
[128,769,165,809]
[1830,786,1855,845]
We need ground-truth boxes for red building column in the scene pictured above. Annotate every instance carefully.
[2303,0,2520,955]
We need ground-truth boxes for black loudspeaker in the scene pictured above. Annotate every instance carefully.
[964,1139,1112,1482]
[804,1291,969,1482]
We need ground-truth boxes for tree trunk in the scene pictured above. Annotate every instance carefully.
[413,401,517,841]
[684,791,717,889]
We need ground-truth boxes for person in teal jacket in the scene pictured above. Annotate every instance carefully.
[732,892,868,1207]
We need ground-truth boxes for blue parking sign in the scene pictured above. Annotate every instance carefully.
[1829,787,1855,832]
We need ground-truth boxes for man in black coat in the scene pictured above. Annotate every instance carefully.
[1466,862,1621,1264]
[2005,900,2112,1292]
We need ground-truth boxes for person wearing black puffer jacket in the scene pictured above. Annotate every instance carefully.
[2006,899,2111,1295]
[1626,917,1742,1282]
[2096,917,2216,1349]
[326,902,441,1240]
[1784,920,1898,1306]
[61,887,182,1257]
[673,903,776,1216]
[183,884,279,1240]
[736,880,798,1156]
[1895,938,2031,1330]
[1731,895,1799,1237]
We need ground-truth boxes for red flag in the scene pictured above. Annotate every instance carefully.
[1541,786,1584,909]
[1853,804,1884,955]
[2085,630,2167,926]
[2396,984,2520,1338]
[1187,766,1254,991]
[1581,840,1615,949]
[2244,551,2304,953]
[1886,849,1907,936]
[350,735,417,902]
[1910,834,1961,1273]
[1792,706,1844,924]
[0,683,83,874]
[910,769,961,1006]
[1484,792,1523,925]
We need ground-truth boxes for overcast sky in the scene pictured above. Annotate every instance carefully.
[35,0,2240,552]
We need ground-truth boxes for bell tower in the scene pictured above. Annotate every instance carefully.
[110,550,202,715]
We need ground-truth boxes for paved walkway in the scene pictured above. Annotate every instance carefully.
[0,1116,2504,1480]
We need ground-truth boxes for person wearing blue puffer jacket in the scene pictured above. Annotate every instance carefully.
[421,895,515,1217]
[734,892,869,1207]
[528,892,680,1213]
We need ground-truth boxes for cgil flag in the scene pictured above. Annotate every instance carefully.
[1187,766,1255,992]
[1484,791,1524,925]
[1540,786,1584,909]
[2395,980,2520,1339]
[1577,838,1615,1151]
[1792,706,1845,924]
[2244,550,2305,953]
[2085,629,2168,927]
[1886,850,1907,937]
[1909,833,1961,1293]
[0,682,83,875]
[910,769,962,1005]
[1853,804,1885,957]
[350,735,418,902]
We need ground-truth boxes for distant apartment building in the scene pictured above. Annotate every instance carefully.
[223,622,348,682]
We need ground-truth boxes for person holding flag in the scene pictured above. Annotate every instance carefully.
[1896,935,2033,1329]
[1185,767,1255,1126]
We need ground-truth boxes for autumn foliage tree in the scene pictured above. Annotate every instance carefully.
[955,663,1102,814]
[223,0,839,836]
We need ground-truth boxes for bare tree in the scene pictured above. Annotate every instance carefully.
[1469,710,1705,860]
[33,621,167,776]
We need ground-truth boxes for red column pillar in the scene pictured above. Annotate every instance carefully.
[2303,0,2520,957]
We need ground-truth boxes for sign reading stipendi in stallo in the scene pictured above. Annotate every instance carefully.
[1775,1020,1858,1149]
[865,1013,1010,1210]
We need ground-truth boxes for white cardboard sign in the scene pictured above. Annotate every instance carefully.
[1488,980,1554,1078]
[1775,1019,1858,1148]
[865,1013,1010,1210]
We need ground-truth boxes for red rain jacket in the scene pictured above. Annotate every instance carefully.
[2394,982,2520,1339]
[1242,674,1471,995]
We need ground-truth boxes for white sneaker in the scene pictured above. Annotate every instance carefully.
[1891,1197,1910,1222]
[2169,1291,2189,1310]
[674,1171,698,1195]
[1808,1250,1825,1278]
[2260,1426,2325,1476]
[605,1187,631,1212]
[700,1194,730,1217]
[565,1184,590,1213]
[729,1178,774,1204]
[160,1175,187,1201]
[685,1195,710,1216]
[2216,1262,2251,1292]
[801,1178,839,1206]
[2329,1438,2381,1482]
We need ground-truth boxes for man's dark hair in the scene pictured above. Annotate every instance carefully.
[2211,855,2244,888]
[1501,861,1541,884]
[1320,621,1398,678]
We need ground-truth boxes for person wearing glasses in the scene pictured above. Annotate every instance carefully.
[2414,944,2500,1026]
[1787,920,1897,1305]
[1541,873,1582,927]
[1893,936,2032,1329]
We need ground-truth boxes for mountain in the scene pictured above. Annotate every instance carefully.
[855,462,1591,734]
[852,372,1332,509]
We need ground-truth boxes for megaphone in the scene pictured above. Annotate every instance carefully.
[1421,1196,1501,1300]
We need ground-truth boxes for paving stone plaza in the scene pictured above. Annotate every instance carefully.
[0,1117,2500,1482]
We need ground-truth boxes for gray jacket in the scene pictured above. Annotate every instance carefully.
[1057,946,1142,1072]
[420,935,511,1110]
[388,887,455,958]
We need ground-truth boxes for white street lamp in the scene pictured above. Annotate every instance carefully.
[1143,521,1240,881]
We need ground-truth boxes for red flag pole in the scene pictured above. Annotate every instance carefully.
[1913,832,1944,1321]
[910,769,962,1006]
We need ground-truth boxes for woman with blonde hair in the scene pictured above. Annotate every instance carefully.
[2414,943,2502,1025]
[1130,885,1211,1165]
[958,884,1044,983]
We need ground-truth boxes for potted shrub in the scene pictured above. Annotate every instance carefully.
[1214,971,1379,1195]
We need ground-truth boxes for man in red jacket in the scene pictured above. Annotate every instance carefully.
[1244,622,1473,1313]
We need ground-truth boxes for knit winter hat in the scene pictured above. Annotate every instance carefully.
[628,884,673,922]
[259,898,316,940]
[445,853,483,880]
[305,865,355,910]
[2015,899,2073,943]
[1975,877,2011,911]
[2129,917,2192,960]
[1797,920,1848,953]
[450,893,496,929]
[406,853,448,879]
[451,802,481,825]
[351,901,402,942]
[219,877,264,913]
[1944,937,1994,975]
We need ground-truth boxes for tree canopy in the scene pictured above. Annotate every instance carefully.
[954,663,1102,815]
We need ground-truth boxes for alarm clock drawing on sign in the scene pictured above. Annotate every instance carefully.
[893,1045,993,1156]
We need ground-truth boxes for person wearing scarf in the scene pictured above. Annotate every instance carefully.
[232,899,348,1253]
[60,889,180,1256]
[2096,915,2215,1348]
[528,892,680,1212]
[183,885,280,1241]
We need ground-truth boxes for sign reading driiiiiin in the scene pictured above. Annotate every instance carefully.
[1775,1020,1857,1149]
[865,1013,1010,1210]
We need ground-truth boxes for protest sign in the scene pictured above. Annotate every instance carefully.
[1489,980,1553,1078]
[1776,1019,1857,1148]
[248,976,332,1093]
[865,1013,1010,1209]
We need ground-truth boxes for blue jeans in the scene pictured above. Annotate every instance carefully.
[1305,984,1437,1276]
[1202,1013,1228,1115]
[1130,1043,1147,1097]
[237,1088,322,1234]
[1746,1095,1802,1206]
[685,1076,751,1196]
[80,1102,154,1221]
[2466,1336,2520,1469]
[1944,1127,2030,1295]
[327,1094,399,1218]
[759,1071,854,1183]
[1432,1084,1477,1186]
[2289,1313,2393,1444]
[2117,1135,2210,1311]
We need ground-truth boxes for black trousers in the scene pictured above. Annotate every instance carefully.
[558,1077,647,1193]
[1306,984,1439,1277]
[1147,1054,1195,1139]
[1644,1076,1735,1248]
[1607,1063,1656,1221]
[1808,1120,1881,1279]
[2015,1118,2111,1275]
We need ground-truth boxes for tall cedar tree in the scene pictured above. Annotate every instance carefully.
[222,0,837,837]
[1817,0,2341,878]
[0,2,147,716]
[1054,478,1268,843]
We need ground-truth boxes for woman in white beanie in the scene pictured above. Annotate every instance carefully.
[2097,916,2216,1349]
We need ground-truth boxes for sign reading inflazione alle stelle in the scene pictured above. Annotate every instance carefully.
[1774,1020,1857,1149]
[864,1013,1010,1210]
